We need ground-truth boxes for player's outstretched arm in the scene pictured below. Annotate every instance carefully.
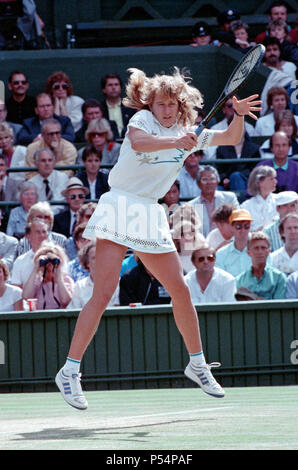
[210,94,262,147]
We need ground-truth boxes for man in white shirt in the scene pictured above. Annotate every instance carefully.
[28,148,69,214]
[10,219,49,288]
[178,150,203,199]
[184,242,236,303]
[100,73,135,139]
[269,212,298,275]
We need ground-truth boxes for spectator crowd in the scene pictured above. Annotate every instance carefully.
[0,0,297,312]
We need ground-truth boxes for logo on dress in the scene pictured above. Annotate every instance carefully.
[136,148,185,165]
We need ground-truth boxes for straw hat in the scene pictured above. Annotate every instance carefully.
[61,177,90,197]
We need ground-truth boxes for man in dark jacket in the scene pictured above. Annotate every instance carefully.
[216,132,260,191]
[100,73,135,140]
[120,261,171,306]
[17,93,75,145]
[76,145,109,200]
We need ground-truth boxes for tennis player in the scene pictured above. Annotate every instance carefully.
[56,67,261,409]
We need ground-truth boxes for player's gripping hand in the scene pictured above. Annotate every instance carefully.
[176,132,198,151]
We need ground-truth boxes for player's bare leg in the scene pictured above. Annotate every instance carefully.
[135,250,225,398]
[55,239,127,409]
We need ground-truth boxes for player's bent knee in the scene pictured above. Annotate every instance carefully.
[167,278,191,302]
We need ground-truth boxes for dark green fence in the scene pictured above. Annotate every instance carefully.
[0,301,298,393]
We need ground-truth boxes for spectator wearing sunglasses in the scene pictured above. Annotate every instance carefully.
[25,118,77,179]
[17,93,75,145]
[53,177,89,238]
[77,117,121,169]
[74,99,118,143]
[184,242,236,303]
[44,71,84,133]
[6,70,36,124]
[215,209,253,277]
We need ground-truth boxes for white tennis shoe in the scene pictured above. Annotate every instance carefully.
[55,368,88,410]
[184,362,225,398]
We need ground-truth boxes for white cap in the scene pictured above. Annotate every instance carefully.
[275,191,298,206]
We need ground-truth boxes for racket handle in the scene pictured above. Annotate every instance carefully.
[195,122,205,136]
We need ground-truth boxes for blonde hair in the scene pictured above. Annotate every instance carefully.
[0,122,14,138]
[85,118,113,142]
[123,67,204,127]
[27,201,54,230]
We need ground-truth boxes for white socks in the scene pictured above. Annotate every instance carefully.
[63,357,81,376]
[189,351,206,369]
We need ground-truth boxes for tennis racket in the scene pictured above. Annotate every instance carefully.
[195,44,265,136]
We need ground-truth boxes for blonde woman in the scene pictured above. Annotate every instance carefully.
[56,66,261,409]
[77,118,121,167]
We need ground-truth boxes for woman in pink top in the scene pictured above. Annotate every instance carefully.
[23,242,74,310]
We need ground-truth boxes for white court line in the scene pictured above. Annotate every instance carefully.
[120,406,233,421]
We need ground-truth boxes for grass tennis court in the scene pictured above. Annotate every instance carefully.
[1,385,297,450]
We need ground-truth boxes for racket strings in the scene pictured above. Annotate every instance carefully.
[226,48,263,94]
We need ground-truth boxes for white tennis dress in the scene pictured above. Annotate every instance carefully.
[83,110,214,253]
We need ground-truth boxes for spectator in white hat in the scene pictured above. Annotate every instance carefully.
[263,191,298,251]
